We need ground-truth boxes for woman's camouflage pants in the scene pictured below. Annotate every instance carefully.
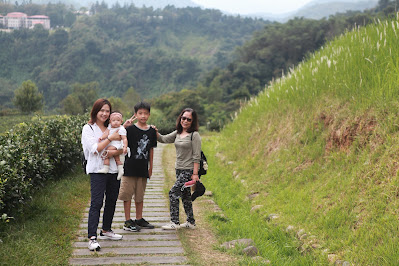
[169,169,195,224]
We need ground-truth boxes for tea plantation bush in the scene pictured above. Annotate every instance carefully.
[0,115,87,216]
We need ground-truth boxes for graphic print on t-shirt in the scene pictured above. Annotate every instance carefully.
[135,135,150,159]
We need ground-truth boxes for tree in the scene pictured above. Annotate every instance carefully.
[123,87,141,113]
[13,80,43,113]
[61,94,83,115]
[108,96,129,116]
[62,82,98,115]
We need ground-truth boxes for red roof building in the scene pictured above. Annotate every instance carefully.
[0,12,50,29]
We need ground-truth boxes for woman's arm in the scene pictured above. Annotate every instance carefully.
[82,125,123,156]
[192,162,200,181]
[122,135,128,154]
[96,129,119,153]
[191,132,201,164]
[157,130,177,143]
[99,129,109,141]
[82,125,102,154]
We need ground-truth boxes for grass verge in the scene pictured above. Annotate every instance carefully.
[197,17,399,265]
[202,135,324,265]
[0,168,90,265]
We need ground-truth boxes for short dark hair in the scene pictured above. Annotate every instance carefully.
[176,108,199,134]
[134,101,151,113]
[89,98,112,126]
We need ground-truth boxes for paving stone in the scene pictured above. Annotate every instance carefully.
[69,256,187,265]
[84,209,170,218]
[73,246,184,256]
[73,240,182,248]
[77,228,175,235]
[82,213,170,223]
[112,207,169,212]
[85,205,168,212]
[76,233,179,242]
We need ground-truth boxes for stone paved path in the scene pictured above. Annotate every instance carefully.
[69,144,188,265]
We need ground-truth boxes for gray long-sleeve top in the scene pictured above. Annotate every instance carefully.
[157,130,201,170]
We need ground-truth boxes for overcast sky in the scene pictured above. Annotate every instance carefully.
[191,0,314,15]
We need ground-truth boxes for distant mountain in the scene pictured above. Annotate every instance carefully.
[92,0,199,9]
[293,0,378,19]
[31,0,199,9]
[250,0,378,22]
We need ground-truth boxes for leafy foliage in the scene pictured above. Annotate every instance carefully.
[12,80,43,114]
[0,115,87,215]
[62,82,99,115]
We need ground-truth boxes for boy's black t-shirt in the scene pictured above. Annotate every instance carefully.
[124,124,157,178]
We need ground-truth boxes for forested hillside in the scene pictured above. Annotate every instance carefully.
[1,1,398,133]
[0,3,267,110]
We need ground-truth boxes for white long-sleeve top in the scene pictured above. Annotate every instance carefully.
[81,123,117,174]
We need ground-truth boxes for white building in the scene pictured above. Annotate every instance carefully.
[0,12,50,30]
[28,15,51,29]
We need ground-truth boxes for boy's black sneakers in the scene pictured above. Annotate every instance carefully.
[123,219,141,232]
[136,218,155,229]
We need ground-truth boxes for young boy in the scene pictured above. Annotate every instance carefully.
[118,101,157,231]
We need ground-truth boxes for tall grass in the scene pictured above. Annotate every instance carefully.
[203,14,399,264]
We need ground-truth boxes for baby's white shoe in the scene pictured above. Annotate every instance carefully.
[117,165,124,180]
[98,165,109,173]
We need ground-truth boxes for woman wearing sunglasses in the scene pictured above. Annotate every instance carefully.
[156,108,201,230]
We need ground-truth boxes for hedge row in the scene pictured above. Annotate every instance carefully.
[0,115,87,215]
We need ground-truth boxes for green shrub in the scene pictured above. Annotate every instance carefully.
[0,115,87,215]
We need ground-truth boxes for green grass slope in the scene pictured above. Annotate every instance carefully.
[203,15,399,264]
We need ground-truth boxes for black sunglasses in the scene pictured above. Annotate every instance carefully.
[181,116,192,122]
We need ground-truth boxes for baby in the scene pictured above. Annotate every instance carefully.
[98,111,127,180]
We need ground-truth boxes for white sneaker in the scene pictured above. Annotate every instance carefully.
[88,237,101,251]
[162,222,180,230]
[98,165,109,173]
[180,221,196,229]
[98,230,123,240]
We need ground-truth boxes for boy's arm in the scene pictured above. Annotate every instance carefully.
[148,148,154,179]
[123,114,137,128]
[122,135,128,154]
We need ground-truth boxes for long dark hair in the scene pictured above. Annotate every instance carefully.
[176,108,199,134]
[88,98,112,126]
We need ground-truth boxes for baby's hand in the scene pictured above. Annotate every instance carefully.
[100,129,110,142]
[123,147,127,154]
